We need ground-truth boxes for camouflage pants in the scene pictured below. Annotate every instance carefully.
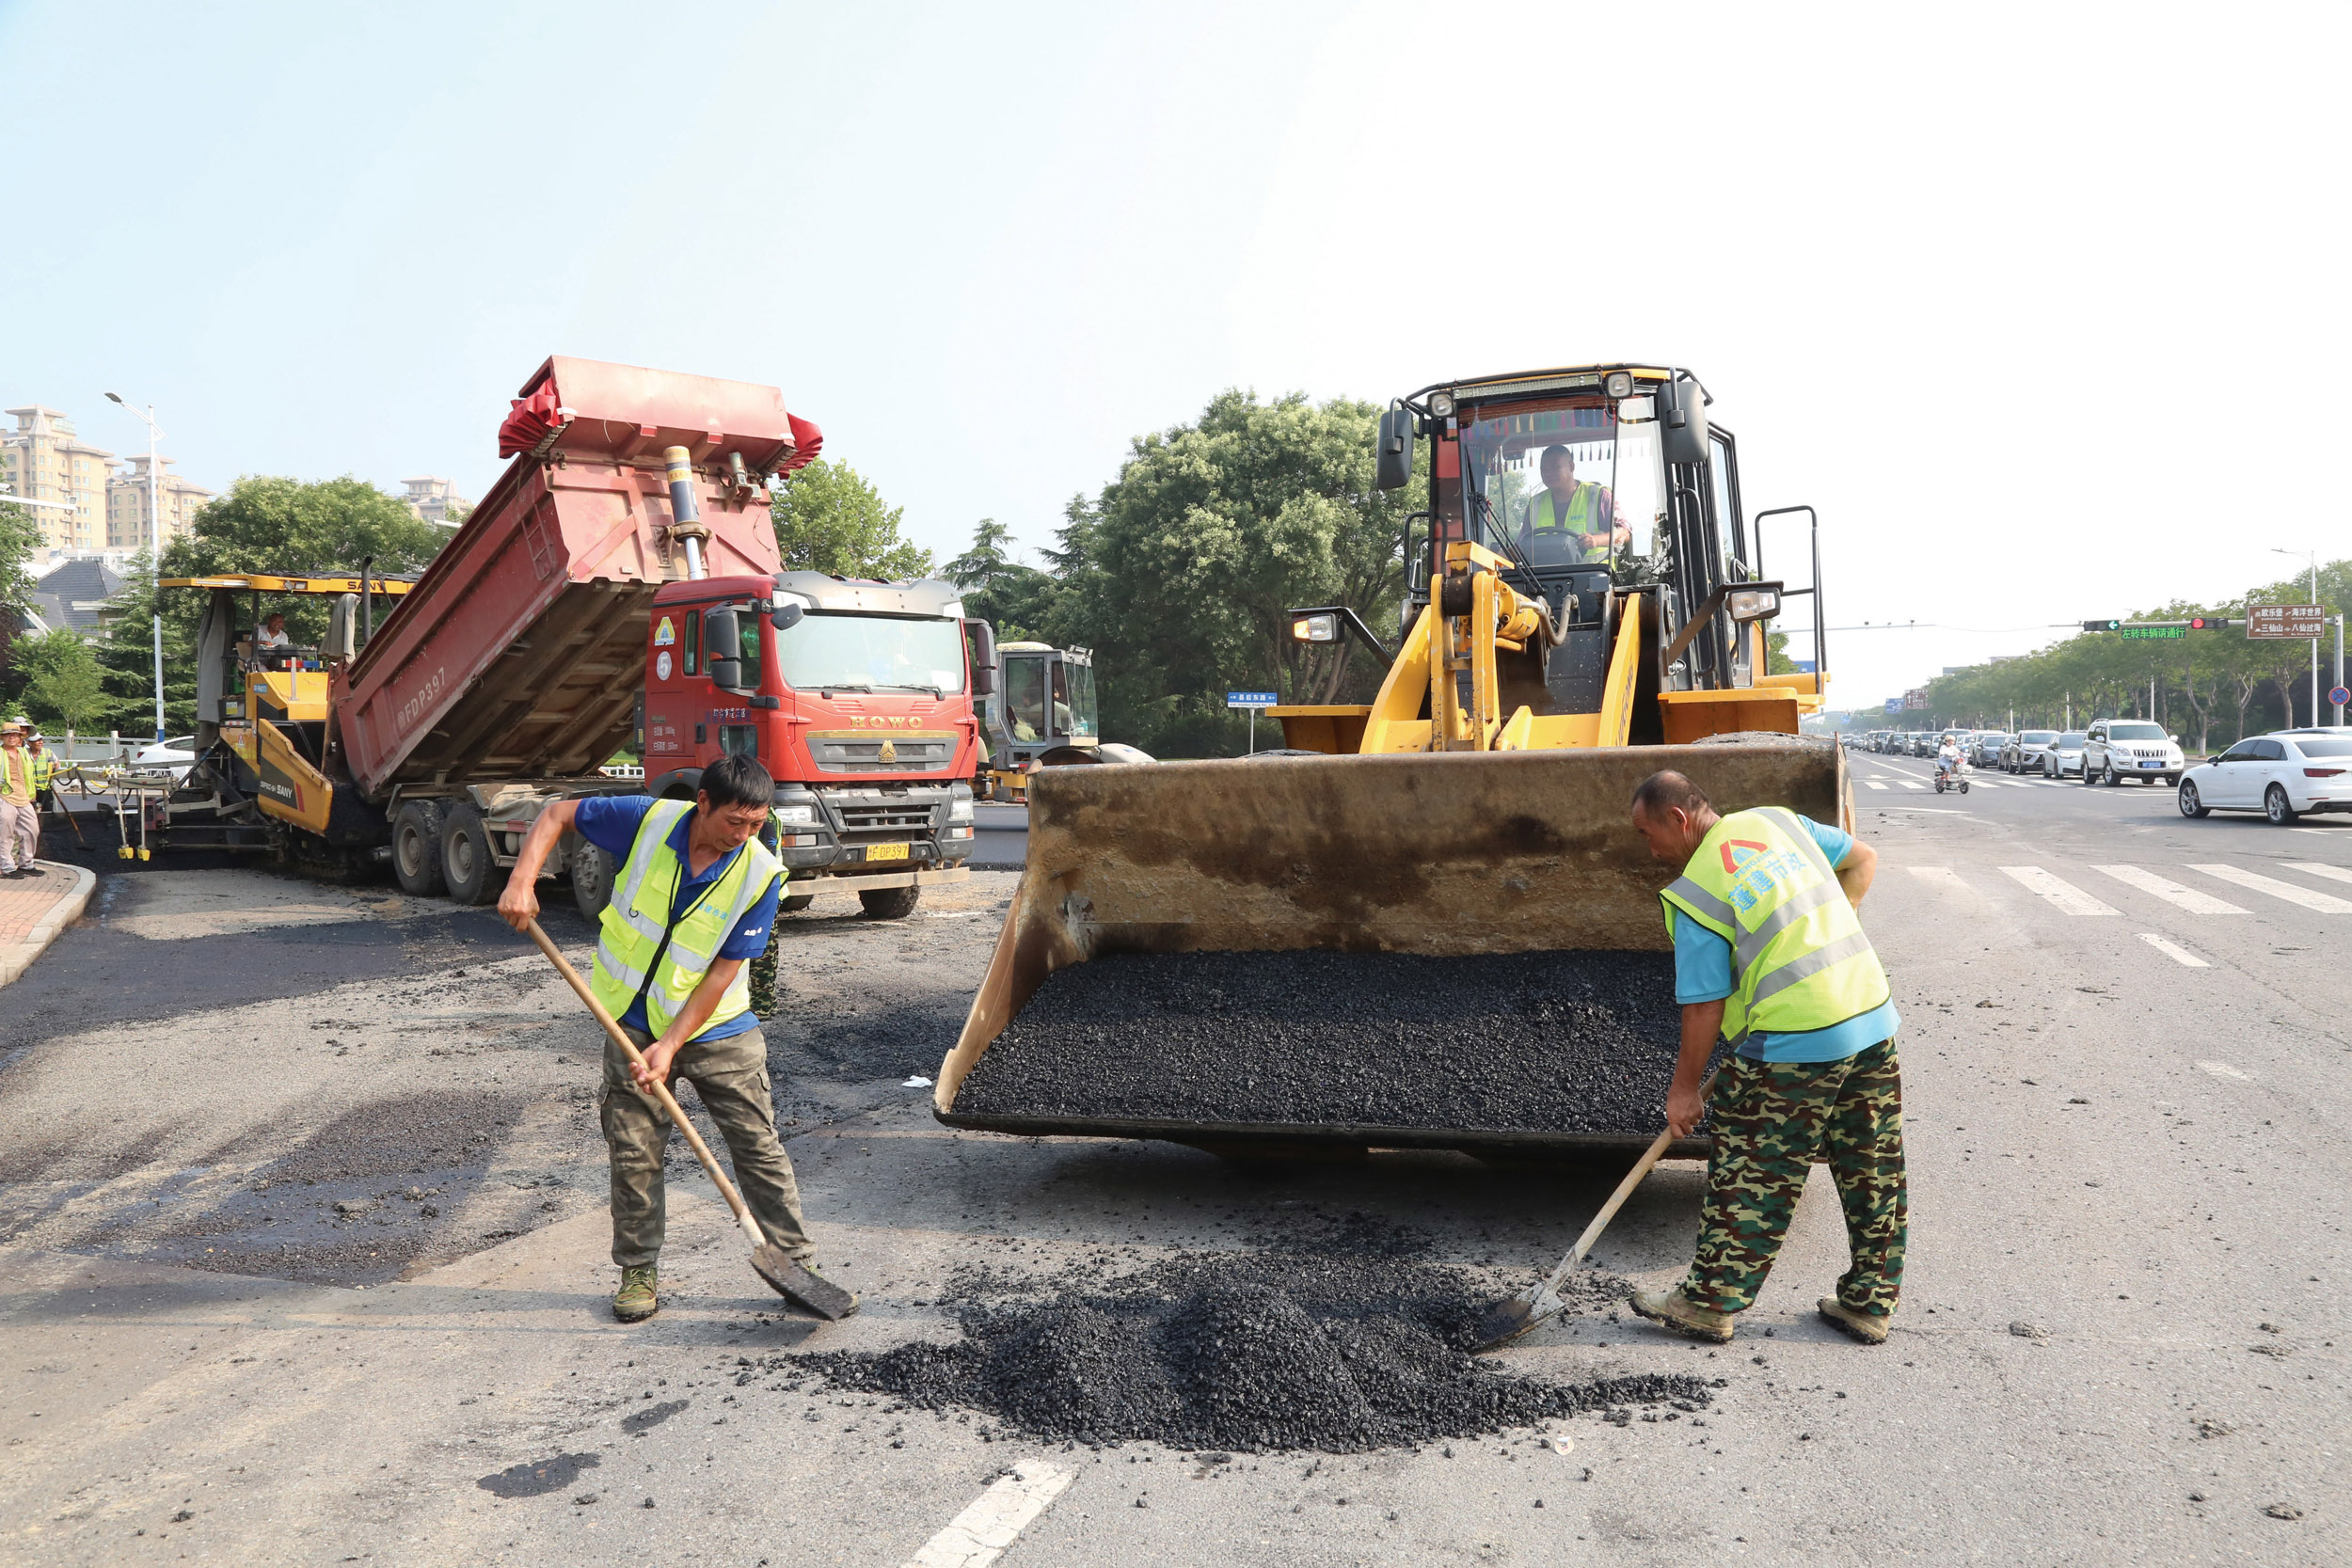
[748,927,780,1016]
[1683,1037,1906,1319]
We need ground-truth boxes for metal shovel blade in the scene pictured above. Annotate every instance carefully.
[751,1243,860,1321]
[1470,1281,1565,1353]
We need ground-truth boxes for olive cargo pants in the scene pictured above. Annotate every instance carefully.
[601,1024,812,1269]
[1682,1037,1907,1319]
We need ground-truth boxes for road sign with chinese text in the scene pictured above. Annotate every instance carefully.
[2248,604,2326,640]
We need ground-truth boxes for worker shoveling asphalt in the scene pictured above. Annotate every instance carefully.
[1478,769,1905,1351]
[499,752,855,1325]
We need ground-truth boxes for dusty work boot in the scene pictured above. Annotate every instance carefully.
[612,1265,660,1323]
[1817,1297,1890,1345]
[1628,1287,1735,1344]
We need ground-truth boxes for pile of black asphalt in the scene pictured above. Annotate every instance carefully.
[786,1219,1715,1453]
[952,949,1687,1136]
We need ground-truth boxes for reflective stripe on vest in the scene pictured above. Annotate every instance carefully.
[1658,806,1889,1048]
[588,800,784,1037]
[1525,484,1600,535]
[28,754,53,789]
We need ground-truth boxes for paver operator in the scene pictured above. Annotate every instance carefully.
[1624,769,1906,1346]
[0,725,38,878]
[497,753,841,1324]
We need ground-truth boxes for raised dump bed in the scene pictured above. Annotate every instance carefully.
[934,741,1849,1159]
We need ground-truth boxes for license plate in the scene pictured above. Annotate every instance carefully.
[864,842,910,862]
[2139,760,2162,768]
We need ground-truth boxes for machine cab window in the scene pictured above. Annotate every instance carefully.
[1006,657,1047,740]
[1456,397,1667,571]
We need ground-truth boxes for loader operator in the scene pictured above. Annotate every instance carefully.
[497,753,843,1325]
[1517,446,1629,565]
[1624,769,1906,1347]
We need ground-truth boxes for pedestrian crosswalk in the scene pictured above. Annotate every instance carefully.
[1913,859,2352,919]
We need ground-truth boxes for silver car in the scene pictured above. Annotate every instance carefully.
[2042,731,2089,778]
[2003,729,2059,772]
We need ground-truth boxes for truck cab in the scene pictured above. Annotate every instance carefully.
[643,569,981,914]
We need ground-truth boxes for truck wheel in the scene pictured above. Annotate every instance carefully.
[781,893,816,912]
[857,885,920,920]
[440,802,500,906]
[391,800,446,896]
[572,842,617,919]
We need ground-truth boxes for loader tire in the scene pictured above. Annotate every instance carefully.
[571,840,617,920]
[440,802,501,906]
[391,800,446,897]
[857,885,920,920]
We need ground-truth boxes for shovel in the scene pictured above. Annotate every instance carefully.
[1470,1066,1717,1352]
[522,917,856,1322]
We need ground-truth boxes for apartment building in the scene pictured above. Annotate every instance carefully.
[1,405,115,555]
[401,475,471,525]
[106,453,213,549]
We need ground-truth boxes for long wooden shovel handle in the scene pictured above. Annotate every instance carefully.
[1537,1064,1720,1299]
[524,918,764,1243]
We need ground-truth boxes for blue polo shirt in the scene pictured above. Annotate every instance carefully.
[1670,817,1899,1063]
[574,795,783,1041]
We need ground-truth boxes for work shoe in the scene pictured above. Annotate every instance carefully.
[1817,1297,1890,1345]
[612,1265,660,1323]
[1628,1287,1734,1344]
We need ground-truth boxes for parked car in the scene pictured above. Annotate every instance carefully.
[132,735,197,778]
[2178,731,2352,823]
[2003,729,2060,772]
[2042,731,2089,778]
[2080,719,2185,785]
[1971,731,2012,768]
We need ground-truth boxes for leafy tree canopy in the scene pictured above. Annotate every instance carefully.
[166,474,446,580]
[11,627,106,734]
[771,459,933,580]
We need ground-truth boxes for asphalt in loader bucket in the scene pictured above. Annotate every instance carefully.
[936,739,1848,1161]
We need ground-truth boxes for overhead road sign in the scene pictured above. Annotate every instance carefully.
[1226,689,1279,709]
[1884,698,1903,715]
[2120,625,2185,641]
[2248,604,2327,640]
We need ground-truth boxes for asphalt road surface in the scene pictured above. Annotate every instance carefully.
[1,763,2345,1566]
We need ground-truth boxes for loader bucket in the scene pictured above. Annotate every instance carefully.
[936,739,1851,1157]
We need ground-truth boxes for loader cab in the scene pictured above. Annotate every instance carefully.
[986,642,1099,766]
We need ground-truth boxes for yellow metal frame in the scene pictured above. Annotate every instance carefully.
[160,574,416,596]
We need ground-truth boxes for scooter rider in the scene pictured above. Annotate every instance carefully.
[1935,734,1964,784]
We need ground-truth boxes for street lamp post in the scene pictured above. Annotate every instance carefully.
[104,392,167,743]
[2272,546,2320,728]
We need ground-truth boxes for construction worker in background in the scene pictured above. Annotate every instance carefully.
[1624,769,1905,1346]
[0,724,39,878]
[497,753,844,1325]
[1517,445,1630,565]
[24,729,56,813]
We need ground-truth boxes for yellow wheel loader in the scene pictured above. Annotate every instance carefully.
[934,364,1851,1160]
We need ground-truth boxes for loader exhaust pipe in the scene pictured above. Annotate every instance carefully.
[664,445,709,580]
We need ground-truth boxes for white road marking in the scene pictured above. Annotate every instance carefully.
[2189,863,2352,913]
[2286,861,2352,886]
[2093,865,2249,914]
[2197,1060,2249,1080]
[1899,781,1927,791]
[2138,932,2209,967]
[905,1461,1075,1568]
[1865,780,1887,790]
[1998,865,2121,916]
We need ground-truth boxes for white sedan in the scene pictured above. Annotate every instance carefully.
[2178,730,2352,824]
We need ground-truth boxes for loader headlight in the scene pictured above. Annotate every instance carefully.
[1427,391,1455,419]
[1605,371,1634,398]
[1728,586,1782,623]
[1292,612,1338,643]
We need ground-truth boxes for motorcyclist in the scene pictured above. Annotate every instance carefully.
[1936,733,1965,783]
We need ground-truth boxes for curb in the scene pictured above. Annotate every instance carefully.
[0,862,97,987]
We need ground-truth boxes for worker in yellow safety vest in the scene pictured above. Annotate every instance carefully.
[499,752,847,1325]
[1622,768,1906,1347]
[1516,445,1630,564]
[25,732,56,811]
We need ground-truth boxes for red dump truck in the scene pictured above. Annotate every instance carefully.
[165,356,986,917]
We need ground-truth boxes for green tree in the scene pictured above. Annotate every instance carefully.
[157,475,450,649]
[771,459,933,580]
[1057,389,1416,754]
[0,499,42,616]
[12,627,106,733]
[946,518,1064,643]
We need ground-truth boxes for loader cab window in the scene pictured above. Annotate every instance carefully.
[1063,661,1098,737]
[1006,657,1047,740]
[1458,396,1666,572]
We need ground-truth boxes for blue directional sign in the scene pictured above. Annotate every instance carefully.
[1226,689,1279,709]
[1883,698,1903,715]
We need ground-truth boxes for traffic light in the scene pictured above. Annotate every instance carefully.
[2082,619,2121,631]
[2188,616,2236,630]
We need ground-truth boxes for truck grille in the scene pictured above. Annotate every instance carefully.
[835,802,934,838]
[811,736,955,774]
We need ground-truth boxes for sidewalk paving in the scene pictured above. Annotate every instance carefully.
[0,861,96,986]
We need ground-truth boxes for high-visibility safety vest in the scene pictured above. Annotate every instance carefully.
[27,752,54,791]
[1658,806,1890,1051]
[1523,484,1609,560]
[589,800,785,1038]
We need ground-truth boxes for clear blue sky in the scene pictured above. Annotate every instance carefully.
[6,1,2346,708]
